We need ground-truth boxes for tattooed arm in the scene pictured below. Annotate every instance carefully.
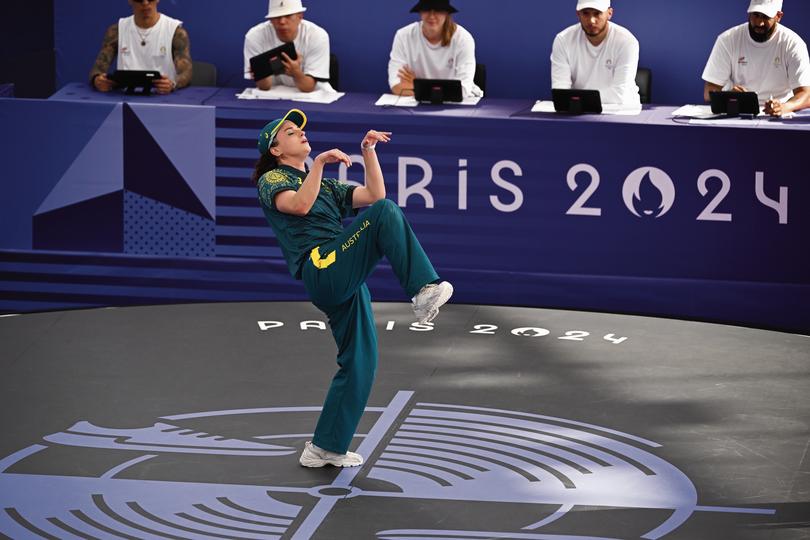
[172,26,193,89]
[153,26,192,94]
[89,24,118,91]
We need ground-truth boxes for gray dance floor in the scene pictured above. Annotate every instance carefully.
[1,302,808,539]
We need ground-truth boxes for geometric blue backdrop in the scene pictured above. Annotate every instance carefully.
[0,100,216,255]
[3,93,807,332]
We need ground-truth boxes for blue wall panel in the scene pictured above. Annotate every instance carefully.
[124,191,215,257]
[54,0,810,104]
[0,99,116,249]
[0,99,215,255]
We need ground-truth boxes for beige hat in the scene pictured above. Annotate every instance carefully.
[265,0,307,19]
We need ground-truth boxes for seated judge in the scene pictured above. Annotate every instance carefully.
[243,0,331,92]
[702,0,810,116]
[550,0,641,107]
[89,0,192,94]
[388,0,483,98]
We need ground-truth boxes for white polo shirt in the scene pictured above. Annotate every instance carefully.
[118,14,182,82]
[702,23,810,104]
[550,22,641,106]
[388,21,483,97]
[243,19,331,89]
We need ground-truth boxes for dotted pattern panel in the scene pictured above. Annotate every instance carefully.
[124,191,215,257]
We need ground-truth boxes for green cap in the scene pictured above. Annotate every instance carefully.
[257,108,307,155]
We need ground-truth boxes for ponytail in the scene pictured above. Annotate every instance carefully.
[251,142,280,185]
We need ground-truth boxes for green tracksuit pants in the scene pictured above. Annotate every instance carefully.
[301,199,439,454]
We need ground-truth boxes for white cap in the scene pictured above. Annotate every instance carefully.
[747,0,782,18]
[265,0,307,19]
[577,0,610,11]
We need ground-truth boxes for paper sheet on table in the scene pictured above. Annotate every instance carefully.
[375,93,418,107]
[673,103,800,123]
[688,117,766,126]
[675,104,809,118]
[673,103,765,125]
[236,86,345,104]
[531,100,642,115]
[531,100,557,113]
[672,104,713,117]
[375,93,482,107]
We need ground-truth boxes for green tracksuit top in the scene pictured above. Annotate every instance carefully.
[257,165,357,279]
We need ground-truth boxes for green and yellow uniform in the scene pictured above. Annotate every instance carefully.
[258,165,439,454]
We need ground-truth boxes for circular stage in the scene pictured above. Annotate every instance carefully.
[1,302,808,539]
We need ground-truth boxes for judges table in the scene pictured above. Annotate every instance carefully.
[49,81,221,105]
[0,84,807,331]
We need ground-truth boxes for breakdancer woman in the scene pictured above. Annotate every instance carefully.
[252,109,453,467]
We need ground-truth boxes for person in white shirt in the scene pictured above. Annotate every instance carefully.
[90,0,192,94]
[244,0,331,93]
[388,0,482,98]
[550,0,641,107]
[702,0,810,116]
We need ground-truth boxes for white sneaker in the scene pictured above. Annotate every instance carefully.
[412,281,453,324]
[299,441,364,468]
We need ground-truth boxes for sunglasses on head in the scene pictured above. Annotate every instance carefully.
[133,0,157,3]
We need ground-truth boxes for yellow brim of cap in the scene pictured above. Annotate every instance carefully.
[270,108,307,140]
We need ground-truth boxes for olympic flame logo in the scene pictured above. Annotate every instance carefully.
[622,167,676,218]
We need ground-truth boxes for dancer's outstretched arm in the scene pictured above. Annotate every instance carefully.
[353,130,392,208]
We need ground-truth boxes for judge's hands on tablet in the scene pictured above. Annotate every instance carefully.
[722,84,787,117]
[281,52,304,78]
[93,73,115,92]
[93,73,175,94]
[251,58,298,91]
[151,75,176,94]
